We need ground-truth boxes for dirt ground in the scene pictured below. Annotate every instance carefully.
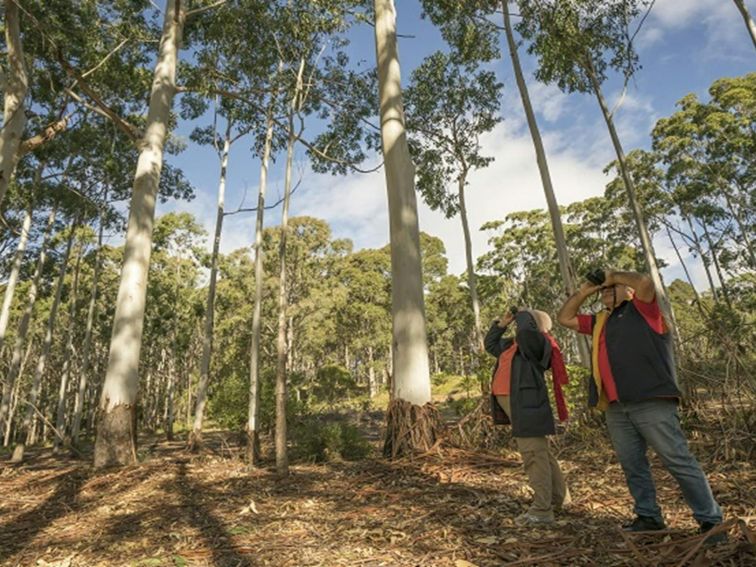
[1,425,754,567]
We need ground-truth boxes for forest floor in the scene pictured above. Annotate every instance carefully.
[0,409,754,567]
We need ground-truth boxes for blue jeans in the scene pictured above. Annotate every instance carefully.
[605,398,722,525]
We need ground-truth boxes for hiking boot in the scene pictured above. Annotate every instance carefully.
[515,512,554,527]
[622,515,666,532]
[700,522,728,545]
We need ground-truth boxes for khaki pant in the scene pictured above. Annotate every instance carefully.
[496,395,570,519]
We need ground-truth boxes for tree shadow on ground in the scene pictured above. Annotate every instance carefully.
[173,458,259,567]
[0,467,90,563]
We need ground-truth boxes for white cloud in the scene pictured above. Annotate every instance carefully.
[647,0,754,59]
[526,81,571,123]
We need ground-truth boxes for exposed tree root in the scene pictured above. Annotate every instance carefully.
[383,399,442,459]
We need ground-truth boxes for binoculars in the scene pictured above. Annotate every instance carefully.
[585,268,606,286]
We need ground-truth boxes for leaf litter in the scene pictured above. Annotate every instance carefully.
[0,429,753,567]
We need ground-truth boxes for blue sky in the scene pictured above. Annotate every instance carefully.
[158,0,755,289]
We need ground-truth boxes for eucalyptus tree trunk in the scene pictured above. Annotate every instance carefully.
[71,213,104,445]
[0,0,29,207]
[94,0,186,468]
[586,62,673,332]
[0,204,32,352]
[274,59,305,477]
[4,339,27,445]
[0,208,56,431]
[374,0,437,458]
[190,120,233,451]
[164,356,176,441]
[502,2,590,366]
[12,219,77,462]
[274,116,294,476]
[368,346,377,398]
[683,214,718,301]
[665,224,703,309]
[733,0,756,49]
[54,238,84,451]
[501,2,576,292]
[247,102,276,468]
[700,221,731,307]
[457,175,483,353]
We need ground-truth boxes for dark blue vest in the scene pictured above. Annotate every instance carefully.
[590,300,680,405]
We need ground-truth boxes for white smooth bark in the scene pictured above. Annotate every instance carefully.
[502,3,590,366]
[12,219,76,462]
[191,120,232,446]
[54,239,84,450]
[71,212,104,444]
[275,59,304,476]
[0,204,32,351]
[0,0,29,207]
[94,0,185,468]
[374,0,431,406]
[587,64,674,332]
[0,207,56,431]
[733,0,756,49]
[457,176,483,352]
[247,103,275,466]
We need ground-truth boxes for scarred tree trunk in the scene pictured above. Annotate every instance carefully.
[71,211,104,446]
[374,0,437,458]
[457,176,483,353]
[12,219,77,462]
[189,120,232,451]
[247,103,275,468]
[0,0,29,207]
[733,0,756,49]
[0,204,32,351]
[94,0,185,468]
[587,62,674,333]
[0,208,56,431]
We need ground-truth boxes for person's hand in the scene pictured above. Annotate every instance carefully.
[579,281,601,296]
[498,311,515,328]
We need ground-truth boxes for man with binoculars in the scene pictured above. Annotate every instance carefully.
[557,269,724,541]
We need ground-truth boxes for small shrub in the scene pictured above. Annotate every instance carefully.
[294,420,371,462]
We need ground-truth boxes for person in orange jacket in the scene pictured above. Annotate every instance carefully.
[485,307,571,527]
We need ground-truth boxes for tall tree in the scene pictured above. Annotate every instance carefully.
[419,0,590,365]
[0,207,56,432]
[274,58,306,476]
[374,0,437,457]
[500,1,583,310]
[94,0,186,468]
[0,0,29,207]
[71,205,106,446]
[247,103,276,467]
[189,117,234,450]
[11,216,77,462]
[517,0,673,328]
[0,202,33,352]
[405,51,502,353]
